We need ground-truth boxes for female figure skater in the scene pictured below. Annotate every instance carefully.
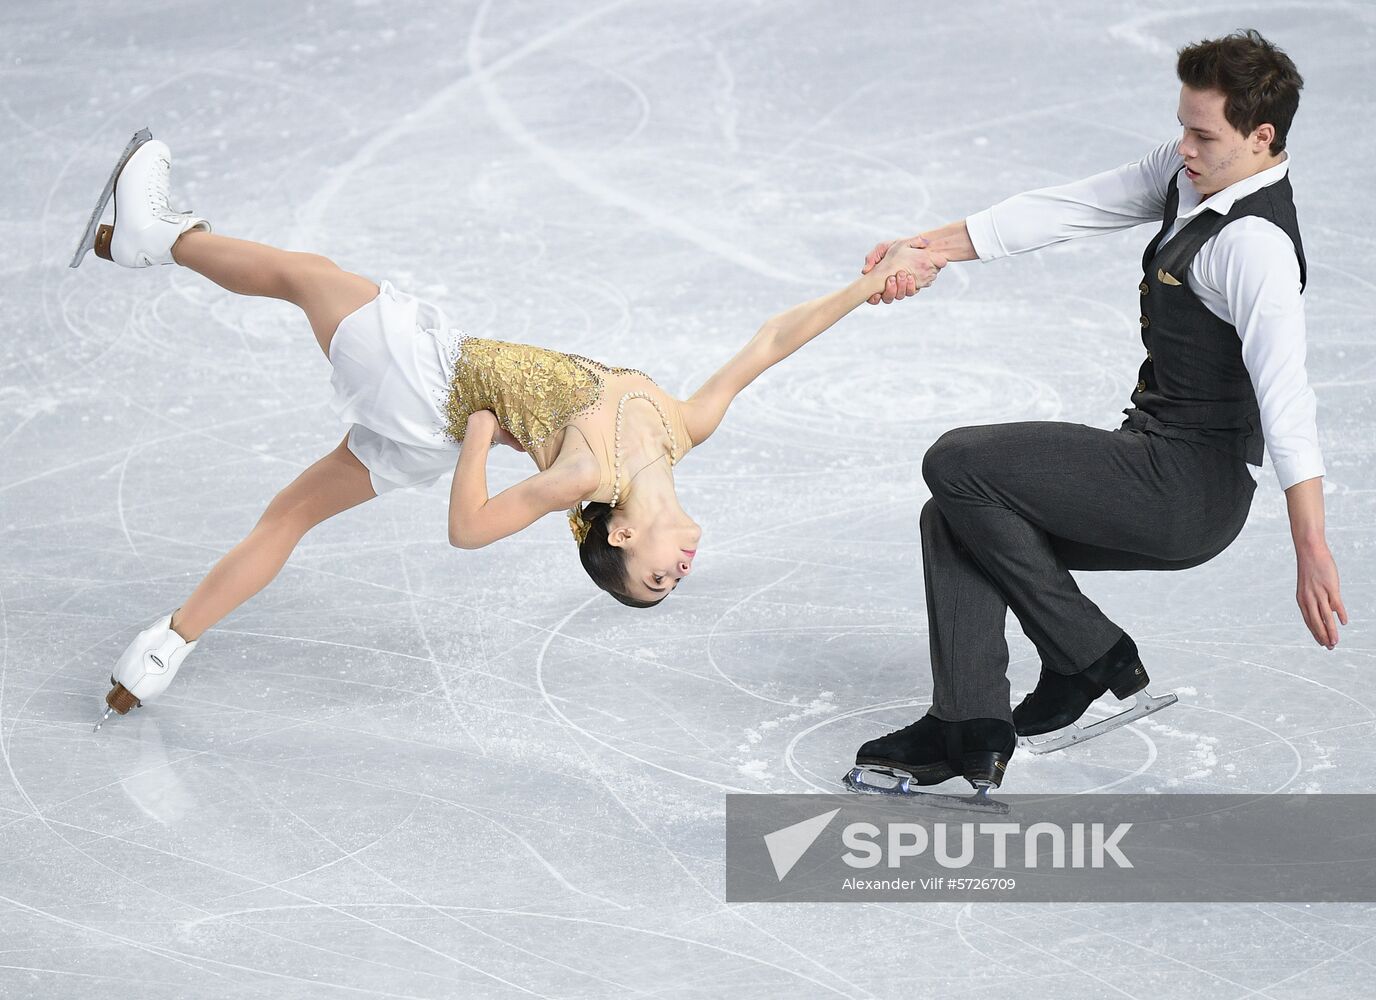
[77,131,944,730]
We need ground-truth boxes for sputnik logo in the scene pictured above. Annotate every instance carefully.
[763,808,840,881]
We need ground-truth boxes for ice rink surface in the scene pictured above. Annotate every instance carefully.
[2,0,1374,996]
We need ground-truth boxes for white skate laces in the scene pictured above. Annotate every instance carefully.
[97,137,211,268]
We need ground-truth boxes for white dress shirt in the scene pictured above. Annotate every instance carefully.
[965,138,1324,491]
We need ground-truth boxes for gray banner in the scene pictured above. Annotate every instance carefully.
[724,794,1376,902]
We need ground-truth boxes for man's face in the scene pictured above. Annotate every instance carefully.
[1176,85,1277,196]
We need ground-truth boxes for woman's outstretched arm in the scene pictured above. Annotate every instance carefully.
[682,243,946,445]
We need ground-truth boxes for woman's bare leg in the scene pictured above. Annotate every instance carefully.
[169,435,376,641]
[169,230,379,358]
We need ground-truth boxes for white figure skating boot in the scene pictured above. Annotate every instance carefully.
[70,127,211,269]
[93,611,199,732]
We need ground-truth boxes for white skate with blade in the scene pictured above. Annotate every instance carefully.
[93,612,199,732]
[70,128,211,269]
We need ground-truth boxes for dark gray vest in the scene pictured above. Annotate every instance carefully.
[1126,172,1306,465]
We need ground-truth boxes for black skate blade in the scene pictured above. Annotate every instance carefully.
[1018,689,1179,755]
[842,767,1011,815]
[70,127,153,268]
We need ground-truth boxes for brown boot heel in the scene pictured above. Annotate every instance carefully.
[94,224,114,261]
[104,681,140,715]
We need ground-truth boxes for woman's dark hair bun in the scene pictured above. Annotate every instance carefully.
[577,502,662,608]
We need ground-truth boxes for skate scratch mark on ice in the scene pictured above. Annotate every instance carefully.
[391,517,487,755]
[0,963,184,988]
[466,0,810,286]
[0,402,323,495]
[1179,703,1304,794]
[704,564,806,707]
[0,613,232,977]
[17,802,546,995]
[957,903,1159,999]
[535,597,871,999]
[714,495,909,550]
[190,902,883,991]
[536,597,754,793]
[869,89,1139,153]
[745,77,890,181]
[166,271,293,405]
[1228,915,1376,998]
[288,0,643,248]
[137,548,706,715]
[784,700,929,792]
[194,750,628,913]
[3,867,473,995]
[705,39,740,154]
[258,786,634,993]
[1060,902,1331,999]
[176,628,620,723]
[1074,720,1161,793]
[1112,4,1376,63]
[639,686,718,754]
[0,893,230,981]
[570,55,653,153]
[1153,641,1374,764]
[977,903,1275,998]
[949,901,1085,983]
[1046,109,1163,147]
[113,420,146,559]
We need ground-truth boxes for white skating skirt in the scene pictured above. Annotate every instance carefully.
[328,279,462,495]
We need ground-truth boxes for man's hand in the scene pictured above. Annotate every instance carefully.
[863,236,937,304]
[1296,540,1348,648]
[865,238,947,303]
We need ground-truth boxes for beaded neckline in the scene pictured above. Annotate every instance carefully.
[610,391,679,509]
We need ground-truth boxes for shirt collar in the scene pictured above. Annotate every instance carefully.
[1176,151,1290,221]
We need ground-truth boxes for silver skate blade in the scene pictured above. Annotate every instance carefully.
[70,127,153,268]
[92,705,114,733]
[1017,689,1179,755]
[842,767,1011,815]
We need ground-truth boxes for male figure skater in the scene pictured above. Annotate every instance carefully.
[845,29,1348,803]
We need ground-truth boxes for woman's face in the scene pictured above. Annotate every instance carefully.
[608,514,701,603]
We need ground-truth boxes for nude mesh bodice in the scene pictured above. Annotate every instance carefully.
[439,337,693,502]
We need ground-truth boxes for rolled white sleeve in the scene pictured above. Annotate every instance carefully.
[967,139,1183,261]
[1202,219,1325,490]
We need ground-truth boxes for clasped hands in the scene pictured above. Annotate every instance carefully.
[861,235,948,304]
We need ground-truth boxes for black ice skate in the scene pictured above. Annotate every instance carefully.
[1014,632,1178,755]
[843,714,1013,814]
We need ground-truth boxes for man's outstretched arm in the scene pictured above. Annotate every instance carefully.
[862,138,1182,303]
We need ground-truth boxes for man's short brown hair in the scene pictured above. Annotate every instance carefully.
[1177,29,1303,155]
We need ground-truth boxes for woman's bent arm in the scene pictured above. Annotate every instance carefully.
[448,411,592,549]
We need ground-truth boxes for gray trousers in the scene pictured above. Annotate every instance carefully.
[921,412,1257,722]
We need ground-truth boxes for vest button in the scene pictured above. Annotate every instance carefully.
[1146,351,1152,361]
[1139,281,1148,296]
[1137,379,1147,393]
[1140,316,1150,328]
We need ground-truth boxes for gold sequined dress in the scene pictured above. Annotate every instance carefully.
[326,279,691,500]
[440,337,694,505]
